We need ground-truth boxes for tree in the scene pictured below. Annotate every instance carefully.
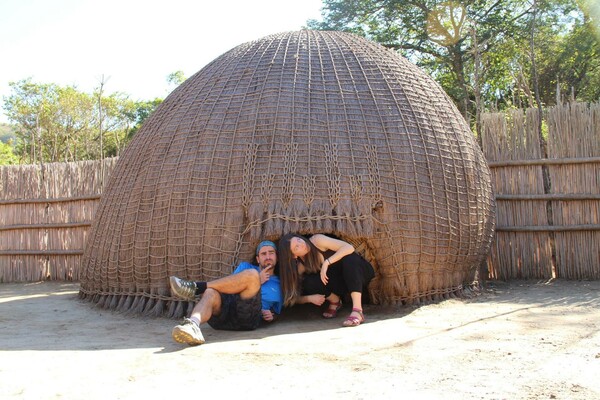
[0,140,18,165]
[0,122,15,143]
[308,0,598,119]
[124,98,163,140]
[538,4,600,103]
[3,79,77,163]
[308,0,531,119]
[167,70,187,90]
[94,91,138,157]
[2,79,141,163]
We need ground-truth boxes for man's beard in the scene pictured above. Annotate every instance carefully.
[261,262,273,269]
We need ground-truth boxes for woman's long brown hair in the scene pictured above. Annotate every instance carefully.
[278,233,323,306]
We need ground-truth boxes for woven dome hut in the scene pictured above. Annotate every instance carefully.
[79,30,495,316]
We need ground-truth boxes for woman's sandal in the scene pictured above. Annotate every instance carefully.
[322,301,342,318]
[342,308,364,327]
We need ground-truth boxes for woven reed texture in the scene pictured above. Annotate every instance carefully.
[482,102,600,280]
[547,103,600,279]
[482,108,552,279]
[0,158,117,282]
[79,30,496,316]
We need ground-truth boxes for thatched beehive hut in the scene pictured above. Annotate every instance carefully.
[79,30,495,316]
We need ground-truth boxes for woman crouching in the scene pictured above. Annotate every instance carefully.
[278,233,374,327]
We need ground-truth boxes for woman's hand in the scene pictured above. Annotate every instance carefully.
[310,234,355,281]
[320,262,329,285]
[298,294,326,306]
[307,294,326,306]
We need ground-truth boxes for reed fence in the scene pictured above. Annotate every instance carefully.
[0,158,118,282]
[1,102,598,283]
[481,102,600,280]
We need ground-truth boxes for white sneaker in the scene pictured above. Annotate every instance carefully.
[172,318,205,345]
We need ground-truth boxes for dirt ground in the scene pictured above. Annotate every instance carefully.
[1,280,599,400]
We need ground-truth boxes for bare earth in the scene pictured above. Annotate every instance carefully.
[1,280,599,400]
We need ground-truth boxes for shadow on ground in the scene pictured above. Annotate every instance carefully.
[0,282,415,352]
[3,280,597,353]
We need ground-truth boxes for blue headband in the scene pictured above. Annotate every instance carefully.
[256,240,277,255]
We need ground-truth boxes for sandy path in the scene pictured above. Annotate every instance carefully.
[1,280,599,399]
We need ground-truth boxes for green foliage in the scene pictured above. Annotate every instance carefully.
[167,70,187,88]
[0,140,18,165]
[309,0,534,117]
[2,78,159,163]
[547,14,600,102]
[125,98,163,140]
[0,123,15,143]
[309,0,599,118]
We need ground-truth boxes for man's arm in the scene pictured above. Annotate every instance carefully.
[261,309,275,322]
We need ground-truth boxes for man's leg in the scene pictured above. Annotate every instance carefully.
[190,288,222,324]
[206,269,261,299]
[170,269,260,300]
[171,270,261,345]
[171,289,221,346]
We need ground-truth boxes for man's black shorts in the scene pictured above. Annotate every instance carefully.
[207,292,262,331]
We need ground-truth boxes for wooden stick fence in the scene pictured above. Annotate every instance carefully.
[0,158,117,282]
[481,102,600,280]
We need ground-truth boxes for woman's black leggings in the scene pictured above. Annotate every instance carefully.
[301,252,374,298]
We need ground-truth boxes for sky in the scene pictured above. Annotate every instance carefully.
[0,0,324,123]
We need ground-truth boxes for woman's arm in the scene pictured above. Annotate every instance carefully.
[310,234,355,284]
[310,234,355,264]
